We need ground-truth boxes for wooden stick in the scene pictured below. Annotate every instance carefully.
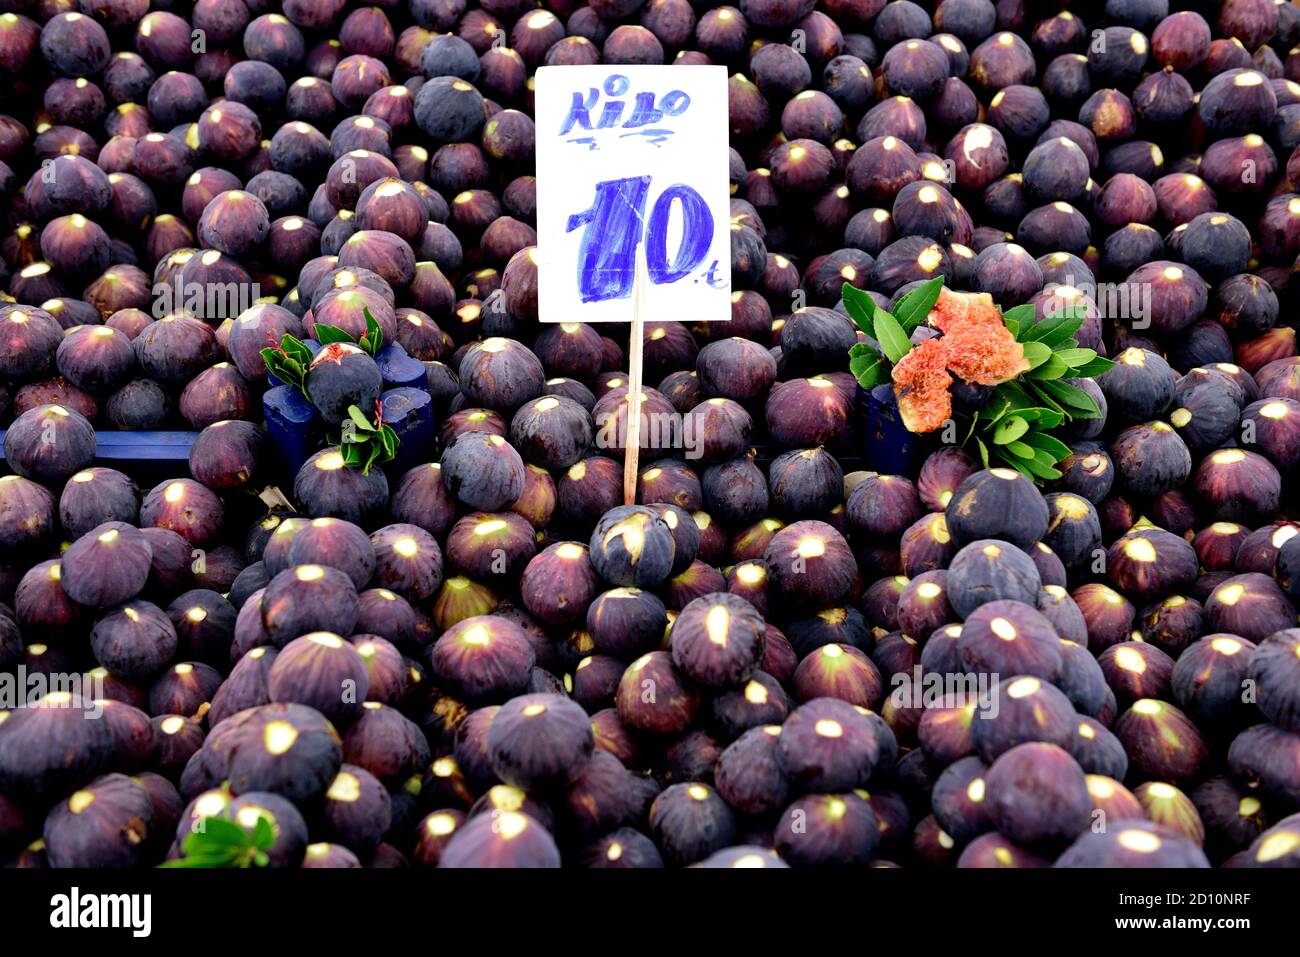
[623,253,647,505]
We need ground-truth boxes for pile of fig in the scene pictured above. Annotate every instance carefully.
[3,0,1300,869]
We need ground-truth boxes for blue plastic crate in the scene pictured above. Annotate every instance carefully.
[0,430,197,466]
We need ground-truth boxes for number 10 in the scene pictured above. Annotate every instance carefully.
[566,176,714,303]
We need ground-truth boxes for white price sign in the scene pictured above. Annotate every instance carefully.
[534,65,733,324]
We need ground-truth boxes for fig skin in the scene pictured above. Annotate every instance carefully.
[945,468,1049,551]
[970,675,1077,763]
[212,703,344,807]
[441,431,526,511]
[777,697,882,792]
[438,810,561,868]
[648,782,738,867]
[59,521,153,607]
[774,791,881,867]
[984,742,1092,851]
[486,693,595,791]
[615,650,699,736]
[3,404,96,484]
[947,540,1043,618]
[90,601,179,683]
[266,631,370,725]
[714,725,791,817]
[670,592,766,689]
[1057,821,1211,867]
[430,615,536,704]
[1247,630,1300,733]
[43,773,155,869]
[588,505,677,589]
[1114,698,1211,787]
[763,520,858,611]
[260,564,360,649]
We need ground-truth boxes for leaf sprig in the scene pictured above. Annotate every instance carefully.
[329,402,399,475]
[844,276,945,387]
[260,333,312,392]
[314,307,385,357]
[969,303,1115,482]
[159,815,275,869]
[259,308,386,392]
[842,277,1116,484]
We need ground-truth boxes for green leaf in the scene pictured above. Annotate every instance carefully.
[1056,347,1099,368]
[1038,319,1087,350]
[1036,379,1102,417]
[281,335,312,365]
[1071,355,1116,379]
[252,815,276,852]
[1003,304,1037,340]
[873,311,913,365]
[992,447,1032,478]
[1026,381,1066,415]
[975,386,1048,430]
[1010,407,1047,421]
[995,381,1047,413]
[166,845,239,868]
[1015,407,1065,429]
[347,405,376,432]
[977,395,1014,423]
[1029,447,1060,478]
[1006,440,1036,459]
[993,416,1029,445]
[264,359,288,384]
[841,283,879,339]
[361,443,384,476]
[173,843,240,864]
[996,380,1039,407]
[893,275,945,334]
[851,361,885,388]
[379,426,398,459]
[974,437,990,468]
[261,350,304,389]
[1020,340,1053,370]
[275,359,304,389]
[341,443,364,467]
[1020,430,1072,461]
[363,308,383,356]
[314,324,355,346]
[849,343,886,389]
[1022,310,1085,348]
[1021,453,1063,481]
[1026,354,1070,380]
